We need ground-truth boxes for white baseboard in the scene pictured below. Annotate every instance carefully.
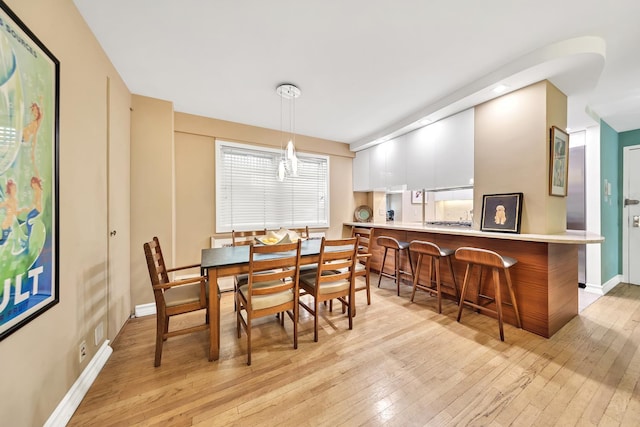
[44,340,113,427]
[584,274,622,296]
[135,302,156,317]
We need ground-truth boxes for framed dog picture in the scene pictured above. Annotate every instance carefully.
[549,126,569,196]
[480,193,523,233]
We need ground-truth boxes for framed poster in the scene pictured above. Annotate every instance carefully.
[0,1,59,341]
[549,126,569,196]
[480,193,523,233]
[411,190,424,204]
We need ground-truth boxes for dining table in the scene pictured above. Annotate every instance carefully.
[201,238,325,361]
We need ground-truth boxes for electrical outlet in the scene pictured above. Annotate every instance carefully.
[79,340,87,363]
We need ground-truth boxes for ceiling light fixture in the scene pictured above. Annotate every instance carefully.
[276,83,301,181]
[493,84,509,94]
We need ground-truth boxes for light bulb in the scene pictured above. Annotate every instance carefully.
[291,154,298,176]
[286,140,294,159]
[277,160,285,181]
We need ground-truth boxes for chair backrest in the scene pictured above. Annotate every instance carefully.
[455,246,507,269]
[232,229,268,246]
[143,236,169,305]
[409,240,442,258]
[246,240,302,304]
[352,227,373,254]
[377,235,401,250]
[314,237,359,289]
[288,226,310,239]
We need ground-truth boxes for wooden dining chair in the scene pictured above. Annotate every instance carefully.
[298,237,359,342]
[236,240,302,365]
[231,229,268,308]
[143,237,212,367]
[352,226,374,307]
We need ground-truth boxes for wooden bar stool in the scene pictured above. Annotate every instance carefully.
[454,247,522,341]
[376,236,414,296]
[409,240,458,313]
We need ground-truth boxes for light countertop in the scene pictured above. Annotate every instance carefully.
[344,221,604,244]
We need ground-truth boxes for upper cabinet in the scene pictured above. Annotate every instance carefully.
[352,149,370,191]
[352,108,474,192]
[432,108,474,189]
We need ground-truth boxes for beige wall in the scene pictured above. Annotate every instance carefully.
[474,80,567,234]
[0,1,131,426]
[129,109,358,308]
[130,95,175,306]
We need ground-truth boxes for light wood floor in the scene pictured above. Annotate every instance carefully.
[69,276,640,426]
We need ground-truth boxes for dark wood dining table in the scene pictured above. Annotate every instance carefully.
[200,238,324,361]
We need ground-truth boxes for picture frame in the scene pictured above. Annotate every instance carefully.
[0,1,60,341]
[480,193,523,233]
[549,125,569,197]
[411,190,424,204]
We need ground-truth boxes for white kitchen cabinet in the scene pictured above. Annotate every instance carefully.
[352,149,370,191]
[383,136,406,188]
[369,142,387,190]
[352,107,474,192]
[432,108,474,189]
[405,123,436,190]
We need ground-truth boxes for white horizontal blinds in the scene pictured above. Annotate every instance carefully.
[216,141,329,232]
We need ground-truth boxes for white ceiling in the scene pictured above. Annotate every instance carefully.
[73,0,640,150]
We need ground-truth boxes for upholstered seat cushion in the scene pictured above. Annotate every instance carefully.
[238,281,294,310]
[299,272,350,295]
[164,282,207,307]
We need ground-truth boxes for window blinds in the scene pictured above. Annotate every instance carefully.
[215,140,329,232]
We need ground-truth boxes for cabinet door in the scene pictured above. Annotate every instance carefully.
[384,136,406,188]
[405,124,436,190]
[352,149,370,191]
[433,108,474,189]
[369,142,387,191]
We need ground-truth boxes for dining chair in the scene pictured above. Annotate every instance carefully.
[231,229,268,306]
[298,236,359,342]
[236,240,302,365]
[352,226,374,307]
[143,237,212,367]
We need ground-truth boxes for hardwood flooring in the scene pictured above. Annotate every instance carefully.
[68,276,640,426]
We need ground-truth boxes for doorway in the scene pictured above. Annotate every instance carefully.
[623,145,640,285]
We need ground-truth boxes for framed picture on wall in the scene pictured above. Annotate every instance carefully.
[480,193,524,233]
[549,126,570,197]
[411,190,424,204]
[0,1,60,341]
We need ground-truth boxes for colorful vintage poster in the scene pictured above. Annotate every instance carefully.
[0,1,59,341]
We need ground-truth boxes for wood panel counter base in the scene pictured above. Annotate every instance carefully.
[345,223,588,338]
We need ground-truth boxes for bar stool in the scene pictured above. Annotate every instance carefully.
[377,236,414,296]
[455,247,522,341]
[409,240,458,313]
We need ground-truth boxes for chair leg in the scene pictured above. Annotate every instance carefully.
[447,256,459,301]
[365,268,371,305]
[314,298,319,342]
[378,248,389,288]
[410,253,423,302]
[154,313,165,367]
[293,304,298,350]
[504,268,522,328]
[493,268,504,341]
[434,256,442,314]
[457,264,473,322]
[246,315,252,365]
[395,249,401,296]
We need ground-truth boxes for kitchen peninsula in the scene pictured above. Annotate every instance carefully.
[344,221,604,338]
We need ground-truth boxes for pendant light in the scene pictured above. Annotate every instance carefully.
[276,83,301,181]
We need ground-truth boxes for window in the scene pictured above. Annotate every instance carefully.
[216,140,329,232]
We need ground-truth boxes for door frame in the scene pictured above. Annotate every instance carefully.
[622,144,640,284]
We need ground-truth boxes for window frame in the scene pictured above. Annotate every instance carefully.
[215,140,330,233]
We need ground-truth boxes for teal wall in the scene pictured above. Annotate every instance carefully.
[600,121,619,283]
